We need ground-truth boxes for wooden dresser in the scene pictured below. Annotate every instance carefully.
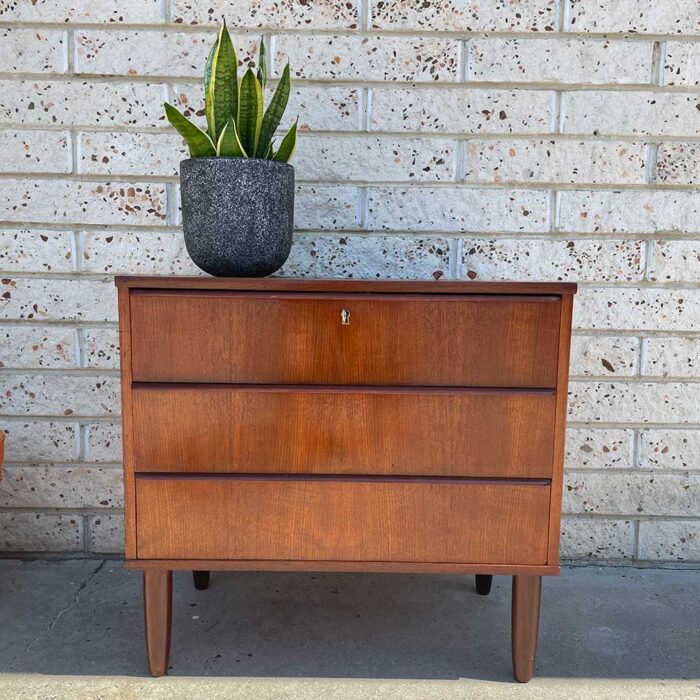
[115,276,575,681]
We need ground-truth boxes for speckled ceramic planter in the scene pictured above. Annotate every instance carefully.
[180,157,294,277]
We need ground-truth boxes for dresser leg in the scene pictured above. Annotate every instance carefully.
[511,575,542,683]
[192,570,210,590]
[474,574,493,595]
[143,569,172,677]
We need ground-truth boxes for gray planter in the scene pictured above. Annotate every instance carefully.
[180,157,294,277]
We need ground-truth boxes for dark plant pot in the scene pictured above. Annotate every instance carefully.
[180,157,294,277]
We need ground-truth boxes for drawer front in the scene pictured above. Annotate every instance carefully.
[135,476,551,564]
[132,386,556,478]
[130,292,561,387]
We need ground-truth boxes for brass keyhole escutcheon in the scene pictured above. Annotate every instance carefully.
[341,308,350,325]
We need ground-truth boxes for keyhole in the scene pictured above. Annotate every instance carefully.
[341,308,350,325]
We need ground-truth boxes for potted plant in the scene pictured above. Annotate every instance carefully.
[164,21,298,277]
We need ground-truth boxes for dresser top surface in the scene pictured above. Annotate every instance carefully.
[115,276,577,295]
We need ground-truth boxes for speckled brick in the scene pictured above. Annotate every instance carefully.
[565,428,634,470]
[468,38,654,85]
[568,381,700,423]
[0,28,67,73]
[560,517,634,559]
[279,235,451,280]
[83,328,120,370]
[0,466,123,508]
[567,0,700,34]
[459,238,643,282]
[75,30,259,78]
[559,190,700,234]
[655,143,700,186]
[0,229,73,273]
[0,131,71,174]
[85,422,122,462]
[2,421,79,462]
[0,179,167,226]
[575,287,700,332]
[275,35,459,82]
[369,87,555,134]
[295,186,360,230]
[0,374,120,417]
[371,0,556,31]
[639,429,700,470]
[0,512,82,552]
[0,0,162,23]
[570,335,639,377]
[0,326,77,369]
[368,188,549,233]
[0,278,116,322]
[564,472,699,516]
[639,520,700,562]
[649,241,700,283]
[562,92,700,137]
[664,42,700,87]
[643,337,700,378]
[0,80,167,129]
[88,513,124,553]
[465,140,646,185]
[172,0,358,28]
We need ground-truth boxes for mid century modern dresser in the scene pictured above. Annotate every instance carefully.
[115,276,576,681]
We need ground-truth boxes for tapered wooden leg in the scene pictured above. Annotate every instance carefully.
[143,569,172,677]
[192,570,210,590]
[511,575,542,683]
[475,574,493,595]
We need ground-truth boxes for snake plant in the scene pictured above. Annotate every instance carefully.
[164,21,297,163]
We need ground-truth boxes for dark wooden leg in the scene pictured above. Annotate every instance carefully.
[143,569,172,677]
[475,574,493,596]
[511,575,542,683]
[192,570,210,590]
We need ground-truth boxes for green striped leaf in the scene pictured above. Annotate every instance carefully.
[256,62,291,158]
[206,21,238,144]
[217,117,247,157]
[164,102,216,157]
[257,38,267,90]
[272,119,297,163]
[238,68,263,158]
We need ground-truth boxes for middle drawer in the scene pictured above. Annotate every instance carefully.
[132,386,556,478]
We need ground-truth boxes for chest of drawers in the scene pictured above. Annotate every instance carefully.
[116,276,575,681]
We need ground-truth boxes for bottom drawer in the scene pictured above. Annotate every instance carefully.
[135,476,551,565]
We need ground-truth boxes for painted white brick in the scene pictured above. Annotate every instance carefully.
[640,429,700,470]
[575,287,700,332]
[563,472,699,516]
[371,0,557,32]
[563,92,700,137]
[0,326,77,369]
[570,335,639,376]
[279,235,451,281]
[644,337,700,378]
[469,38,654,85]
[664,42,700,87]
[567,0,700,34]
[83,328,120,370]
[565,428,634,470]
[568,381,700,424]
[460,238,643,282]
[0,512,82,552]
[369,87,555,134]
[172,0,358,28]
[0,131,71,174]
[88,513,124,553]
[0,278,117,322]
[0,229,74,273]
[0,374,120,417]
[639,520,700,562]
[295,186,359,230]
[297,135,454,182]
[0,0,162,23]
[560,517,634,559]
[275,34,460,82]
[0,179,168,226]
[0,28,67,74]
[368,187,549,233]
[559,190,700,234]
[0,466,123,509]
[655,143,700,186]
[2,421,79,462]
[75,30,258,78]
[465,140,646,185]
[0,80,167,129]
[85,422,122,462]
[649,240,700,283]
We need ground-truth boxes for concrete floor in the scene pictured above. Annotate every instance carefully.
[0,561,697,699]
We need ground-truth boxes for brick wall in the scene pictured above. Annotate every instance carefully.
[0,0,698,562]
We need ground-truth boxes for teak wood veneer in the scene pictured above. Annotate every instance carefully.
[116,276,576,681]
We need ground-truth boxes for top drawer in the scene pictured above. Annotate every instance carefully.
[129,291,562,387]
